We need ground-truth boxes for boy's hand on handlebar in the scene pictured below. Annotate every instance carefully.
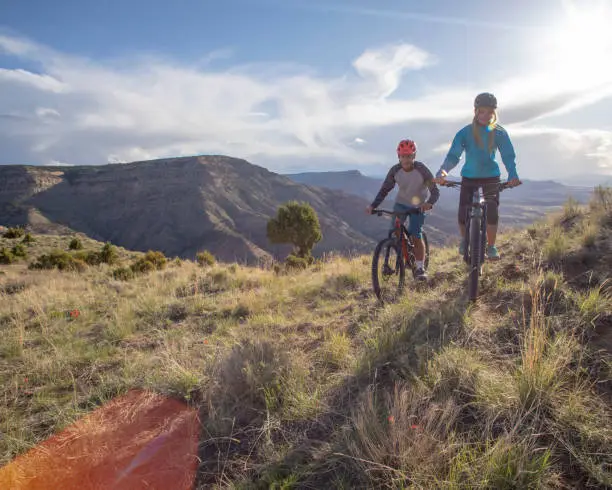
[507,178,521,188]
[365,206,374,215]
[420,203,433,212]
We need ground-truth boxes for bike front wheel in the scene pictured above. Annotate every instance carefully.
[372,238,405,303]
[468,215,482,302]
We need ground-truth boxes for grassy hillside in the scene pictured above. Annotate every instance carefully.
[0,188,611,488]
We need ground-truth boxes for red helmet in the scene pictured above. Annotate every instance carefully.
[397,139,417,156]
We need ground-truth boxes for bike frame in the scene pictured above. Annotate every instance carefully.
[463,185,488,266]
[439,179,517,301]
[379,209,420,267]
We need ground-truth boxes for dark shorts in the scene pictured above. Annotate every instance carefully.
[458,176,500,225]
[391,202,426,238]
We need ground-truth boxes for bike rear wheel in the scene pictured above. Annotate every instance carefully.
[372,238,405,303]
[468,215,482,301]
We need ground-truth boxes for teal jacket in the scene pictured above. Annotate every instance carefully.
[436,124,519,181]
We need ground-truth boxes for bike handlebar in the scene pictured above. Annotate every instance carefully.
[438,180,520,191]
[372,207,421,217]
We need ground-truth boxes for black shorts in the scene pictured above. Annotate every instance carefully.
[458,176,501,226]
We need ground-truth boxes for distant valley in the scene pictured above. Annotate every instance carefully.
[0,158,599,264]
[285,169,595,236]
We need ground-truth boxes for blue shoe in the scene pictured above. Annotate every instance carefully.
[486,244,500,260]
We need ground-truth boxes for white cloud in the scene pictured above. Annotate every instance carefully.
[36,107,61,119]
[503,124,612,177]
[352,43,434,98]
[45,160,74,166]
[0,68,66,93]
[1,25,612,179]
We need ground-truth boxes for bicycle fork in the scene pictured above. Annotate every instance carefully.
[466,190,487,270]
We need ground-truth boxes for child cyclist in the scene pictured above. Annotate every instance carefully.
[433,92,521,260]
[366,139,440,281]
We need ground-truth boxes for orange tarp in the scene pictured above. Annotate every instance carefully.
[0,390,200,490]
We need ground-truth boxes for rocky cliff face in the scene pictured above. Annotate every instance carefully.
[0,156,397,263]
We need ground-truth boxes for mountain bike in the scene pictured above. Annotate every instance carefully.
[370,207,430,304]
[439,180,518,302]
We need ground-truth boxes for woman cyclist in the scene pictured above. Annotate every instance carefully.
[434,92,521,260]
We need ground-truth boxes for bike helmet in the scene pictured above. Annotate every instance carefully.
[474,92,497,109]
[397,139,417,156]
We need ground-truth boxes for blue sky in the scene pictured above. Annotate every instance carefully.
[1,0,612,180]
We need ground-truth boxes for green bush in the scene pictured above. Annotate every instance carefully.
[112,266,134,281]
[144,250,166,269]
[75,242,118,266]
[130,258,156,274]
[21,233,35,245]
[285,253,311,270]
[196,250,215,267]
[29,250,87,272]
[11,244,27,259]
[0,247,15,265]
[267,201,322,258]
[129,250,167,275]
[73,250,101,265]
[3,227,25,239]
[69,237,83,250]
[99,242,118,265]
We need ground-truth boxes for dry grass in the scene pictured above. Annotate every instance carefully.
[2,193,612,488]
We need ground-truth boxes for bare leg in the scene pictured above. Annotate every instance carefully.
[413,237,425,261]
[486,224,497,247]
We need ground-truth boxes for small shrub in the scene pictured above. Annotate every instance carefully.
[129,251,166,275]
[130,258,156,274]
[562,196,581,220]
[11,243,27,259]
[69,237,83,250]
[326,272,361,292]
[21,233,35,245]
[0,247,15,264]
[1,281,27,295]
[590,185,612,213]
[285,254,311,270]
[526,225,538,239]
[167,303,189,322]
[212,340,299,423]
[29,250,87,272]
[580,219,598,248]
[232,304,251,320]
[143,250,167,269]
[543,227,568,262]
[321,332,351,370]
[3,227,25,239]
[112,266,134,281]
[99,242,118,265]
[74,250,102,266]
[196,250,215,267]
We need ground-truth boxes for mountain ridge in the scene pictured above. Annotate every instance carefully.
[0,157,400,263]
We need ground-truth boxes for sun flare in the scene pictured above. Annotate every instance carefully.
[549,0,612,77]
